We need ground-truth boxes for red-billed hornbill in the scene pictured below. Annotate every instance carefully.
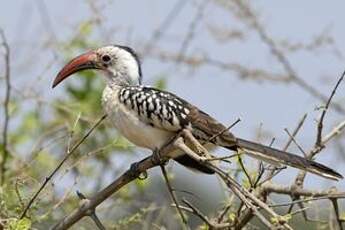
[52,45,342,180]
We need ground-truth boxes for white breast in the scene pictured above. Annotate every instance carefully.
[102,85,175,150]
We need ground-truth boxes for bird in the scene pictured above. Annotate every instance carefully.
[52,45,342,181]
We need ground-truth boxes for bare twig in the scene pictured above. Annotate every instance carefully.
[182,198,232,229]
[323,120,345,143]
[160,165,189,229]
[212,166,288,229]
[283,113,308,151]
[181,199,213,227]
[0,29,11,185]
[268,137,276,147]
[20,114,107,219]
[204,152,238,162]
[269,195,345,208]
[262,182,345,198]
[284,128,307,157]
[265,113,307,181]
[15,178,25,209]
[330,198,344,230]
[202,118,241,145]
[237,154,253,188]
[217,202,232,224]
[315,69,345,147]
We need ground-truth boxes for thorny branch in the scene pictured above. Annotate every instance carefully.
[236,70,345,229]
[295,71,345,186]
[0,29,11,185]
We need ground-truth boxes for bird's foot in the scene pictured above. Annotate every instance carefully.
[182,129,208,157]
[128,161,147,180]
[151,148,167,166]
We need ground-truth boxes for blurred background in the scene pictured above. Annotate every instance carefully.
[0,0,345,229]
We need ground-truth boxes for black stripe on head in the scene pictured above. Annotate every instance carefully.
[115,45,143,84]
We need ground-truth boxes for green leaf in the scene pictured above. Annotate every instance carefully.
[271,214,291,225]
[5,218,31,230]
[228,212,236,222]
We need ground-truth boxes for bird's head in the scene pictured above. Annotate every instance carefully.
[52,45,142,88]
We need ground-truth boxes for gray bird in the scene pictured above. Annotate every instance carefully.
[53,45,342,181]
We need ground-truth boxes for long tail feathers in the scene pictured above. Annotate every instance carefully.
[228,138,343,181]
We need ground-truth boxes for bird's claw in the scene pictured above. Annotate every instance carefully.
[129,162,147,179]
[151,149,167,166]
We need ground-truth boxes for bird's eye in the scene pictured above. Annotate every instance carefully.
[101,55,111,63]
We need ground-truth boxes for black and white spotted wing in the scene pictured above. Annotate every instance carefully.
[118,86,192,131]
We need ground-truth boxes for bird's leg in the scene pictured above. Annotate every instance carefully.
[173,137,207,162]
[151,148,168,166]
[128,148,169,179]
[182,129,211,158]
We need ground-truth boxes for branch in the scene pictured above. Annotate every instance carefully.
[76,191,106,230]
[264,113,307,181]
[323,120,345,143]
[315,69,345,147]
[54,128,292,229]
[283,113,308,151]
[182,198,232,229]
[0,28,11,185]
[284,128,307,157]
[51,116,345,229]
[52,132,181,229]
[262,182,345,198]
[160,165,189,229]
[20,114,107,219]
[295,71,345,186]
[330,198,344,230]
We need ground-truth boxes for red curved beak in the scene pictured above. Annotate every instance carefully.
[52,51,99,88]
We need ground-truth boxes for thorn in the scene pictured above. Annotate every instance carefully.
[76,190,86,199]
[76,190,106,230]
